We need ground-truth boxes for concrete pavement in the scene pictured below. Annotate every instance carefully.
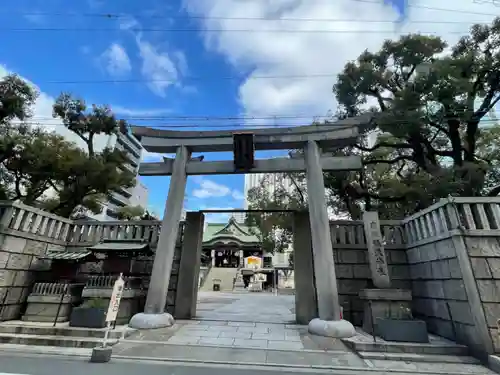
[195,291,295,323]
[0,351,496,375]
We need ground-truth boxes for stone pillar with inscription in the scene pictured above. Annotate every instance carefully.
[359,212,427,342]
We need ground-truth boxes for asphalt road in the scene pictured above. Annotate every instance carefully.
[0,352,363,375]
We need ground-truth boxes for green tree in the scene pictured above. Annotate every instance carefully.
[46,94,135,217]
[116,205,145,220]
[328,18,500,218]
[0,77,135,218]
[245,174,306,254]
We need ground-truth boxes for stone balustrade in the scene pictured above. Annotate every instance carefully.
[4,199,500,357]
[329,220,408,325]
[22,282,84,323]
[81,275,146,324]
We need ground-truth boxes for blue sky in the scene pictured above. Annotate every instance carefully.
[0,0,491,220]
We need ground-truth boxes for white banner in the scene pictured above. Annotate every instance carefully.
[105,274,125,323]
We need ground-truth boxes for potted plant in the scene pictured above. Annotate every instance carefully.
[69,298,108,328]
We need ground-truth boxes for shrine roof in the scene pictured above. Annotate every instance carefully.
[203,217,261,244]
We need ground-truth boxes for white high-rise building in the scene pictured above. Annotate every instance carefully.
[243,173,295,209]
[85,130,150,221]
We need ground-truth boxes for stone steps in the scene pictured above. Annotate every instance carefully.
[0,332,118,348]
[358,351,480,364]
[0,324,125,339]
[0,321,134,349]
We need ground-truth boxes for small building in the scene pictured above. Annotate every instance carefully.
[202,217,263,268]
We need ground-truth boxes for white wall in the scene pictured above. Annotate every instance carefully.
[130,181,149,210]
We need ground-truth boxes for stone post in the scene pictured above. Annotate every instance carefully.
[359,211,423,341]
[175,212,204,319]
[129,145,190,329]
[292,212,317,325]
[303,140,355,338]
[362,211,390,289]
[211,250,215,267]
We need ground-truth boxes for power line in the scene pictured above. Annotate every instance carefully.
[8,13,497,25]
[29,114,335,121]
[16,118,500,129]
[31,74,337,85]
[0,27,478,34]
[6,0,499,20]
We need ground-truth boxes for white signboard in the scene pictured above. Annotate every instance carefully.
[105,274,125,323]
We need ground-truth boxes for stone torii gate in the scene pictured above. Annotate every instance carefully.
[128,115,371,338]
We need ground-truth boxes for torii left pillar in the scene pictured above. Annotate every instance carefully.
[304,140,355,338]
[129,145,190,329]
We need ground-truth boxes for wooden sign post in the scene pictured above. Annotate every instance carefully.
[102,273,125,348]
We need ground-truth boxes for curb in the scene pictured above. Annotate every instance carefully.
[111,354,492,375]
[0,345,493,375]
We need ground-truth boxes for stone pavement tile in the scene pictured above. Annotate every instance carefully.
[199,337,235,346]
[129,343,268,364]
[301,335,350,351]
[256,323,286,330]
[198,320,228,326]
[265,350,367,367]
[179,325,209,331]
[228,322,256,327]
[285,324,307,329]
[237,326,270,333]
[369,359,495,374]
[251,332,286,341]
[233,338,268,348]
[267,340,304,350]
[206,325,235,332]
[167,336,200,344]
[180,329,220,338]
[176,320,200,325]
[284,329,301,336]
[220,331,252,339]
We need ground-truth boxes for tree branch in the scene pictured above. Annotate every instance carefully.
[363,155,412,165]
[354,141,412,152]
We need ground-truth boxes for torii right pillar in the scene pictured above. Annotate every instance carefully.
[304,140,356,338]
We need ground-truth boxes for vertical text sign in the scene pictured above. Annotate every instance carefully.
[106,274,125,322]
[362,211,391,289]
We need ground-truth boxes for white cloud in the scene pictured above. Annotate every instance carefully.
[100,43,132,76]
[191,177,244,200]
[136,37,184,97]
[111,105,173,117]
[232,189,244,200]
[183,0,499,121]
[192,178,231,198]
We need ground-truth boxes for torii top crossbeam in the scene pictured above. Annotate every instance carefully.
[131,114,371,154]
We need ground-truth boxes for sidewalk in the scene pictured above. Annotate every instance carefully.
[0,342,496,375]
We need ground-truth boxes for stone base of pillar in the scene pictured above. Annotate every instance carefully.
[308,318,356,338]
[128,312,174,329]
[359,288,412,334]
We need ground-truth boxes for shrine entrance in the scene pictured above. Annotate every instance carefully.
[127,114,372,338]
[195,209,299,324]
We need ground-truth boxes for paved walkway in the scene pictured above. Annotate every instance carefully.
[107,292,497,374]
[195,291,295,323]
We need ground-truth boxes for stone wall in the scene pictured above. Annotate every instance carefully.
[0,203,70,321]
[401,198,498,358]
[454,198,500,356]
[330,220,409,325]
[0,201,188,321]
